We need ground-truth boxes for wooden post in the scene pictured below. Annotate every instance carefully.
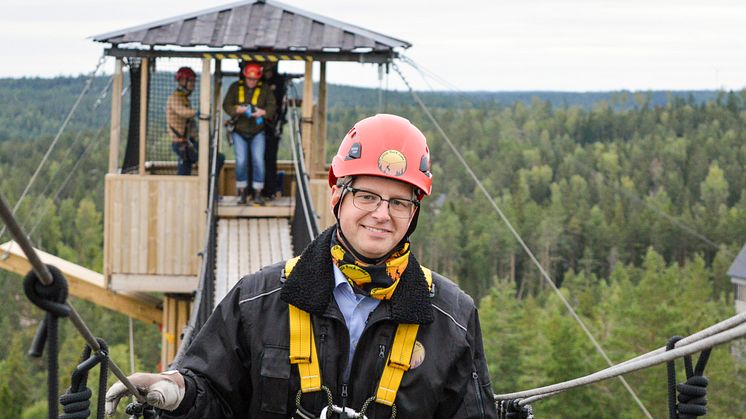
[198,58,211,220]
[316,61,328,177]
[138,58,149,175]
[212,60,223,188]
[109,58,123,173]
[301,60,314,172]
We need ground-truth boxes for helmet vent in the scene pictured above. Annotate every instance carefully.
[345,142,362,160]
[419,154,431,177]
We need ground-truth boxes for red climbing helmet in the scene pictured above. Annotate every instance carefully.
[242,63,263,79]
[175,67,196,81]
[329,114,432,199]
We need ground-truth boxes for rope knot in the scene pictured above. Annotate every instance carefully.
[677,375,708,418]
[23,264,71,317]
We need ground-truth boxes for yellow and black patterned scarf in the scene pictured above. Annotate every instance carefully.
[330,233,410,300]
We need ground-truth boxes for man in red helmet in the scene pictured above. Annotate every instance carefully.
[106,114,498,418]
[167,67,199,175]
[223,62,277,205]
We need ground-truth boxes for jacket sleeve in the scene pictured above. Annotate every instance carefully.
[440,307,498,419]
[163,284,252,418]
[168,94,196,120]
[222,82,239,118]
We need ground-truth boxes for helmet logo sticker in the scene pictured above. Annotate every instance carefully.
[410,341,425,369]
[378,150,407,177]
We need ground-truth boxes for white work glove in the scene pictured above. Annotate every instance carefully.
[105,370,186,416]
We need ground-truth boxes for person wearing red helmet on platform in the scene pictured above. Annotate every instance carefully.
[167,67,199,175]
[106,114,498,418]
[223,62,277,205]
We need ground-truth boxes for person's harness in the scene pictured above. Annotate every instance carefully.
[238,79,263,106]
[226,80,263,144]
[284,256,432,418]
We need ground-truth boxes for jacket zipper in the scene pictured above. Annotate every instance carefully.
[472,371,485,419]
[341,382,349,410]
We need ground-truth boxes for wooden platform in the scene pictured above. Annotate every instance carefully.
[217,196,294,218]
[214,218,293,307]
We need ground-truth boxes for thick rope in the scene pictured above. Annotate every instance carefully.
[23,264,71,419]
[59,339,110,419]
[392,61,654,418]
[667,336,685,419]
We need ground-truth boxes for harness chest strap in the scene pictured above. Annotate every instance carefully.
[238,81,262,106]
[285,256,433,406]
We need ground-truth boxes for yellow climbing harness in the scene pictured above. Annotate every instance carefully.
[286,256,433,407]
[238,80,262,106]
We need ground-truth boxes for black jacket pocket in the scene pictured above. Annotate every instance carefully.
[259,346,291,414]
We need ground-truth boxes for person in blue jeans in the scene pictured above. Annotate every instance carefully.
[223,63,277,205]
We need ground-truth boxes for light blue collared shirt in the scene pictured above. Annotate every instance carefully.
[332,264,381,380]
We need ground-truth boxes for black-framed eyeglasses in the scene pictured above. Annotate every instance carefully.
[344,186,419,219]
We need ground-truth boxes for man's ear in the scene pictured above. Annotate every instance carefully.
[329,186,341,214]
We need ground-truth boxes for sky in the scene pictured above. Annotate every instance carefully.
[3,0,746,91]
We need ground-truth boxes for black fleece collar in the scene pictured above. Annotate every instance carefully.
[280,226,434,325]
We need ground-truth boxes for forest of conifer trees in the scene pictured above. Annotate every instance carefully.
[0,76,744,417]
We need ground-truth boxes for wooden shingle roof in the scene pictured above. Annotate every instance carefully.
[92,0,409,61]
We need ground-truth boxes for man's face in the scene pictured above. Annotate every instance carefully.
[180,78,195,92]
[245,77,259,88]
[331,175,416,259]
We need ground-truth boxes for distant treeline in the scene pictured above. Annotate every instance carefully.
[0,75,744,418]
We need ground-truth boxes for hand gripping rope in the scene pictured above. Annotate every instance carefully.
[666,336,711,419]
[497,399,533,419]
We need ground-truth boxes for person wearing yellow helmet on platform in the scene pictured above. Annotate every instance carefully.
[105,114,498,418]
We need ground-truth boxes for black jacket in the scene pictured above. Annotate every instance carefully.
[168,228,497,418]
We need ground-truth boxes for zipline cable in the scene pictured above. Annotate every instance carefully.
[0,55,107,245]
[26,120,107,240]
[0,191,146,405]
[392,61,654,419]
[20,76,113,242]
[402,55,735,261]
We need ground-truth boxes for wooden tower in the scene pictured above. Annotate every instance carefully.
[91,0,410,366]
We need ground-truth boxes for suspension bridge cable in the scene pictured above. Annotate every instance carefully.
[392,61,654,418]
[0,190,146,404]
[0,55,107,244]
[511,312,746,403]
[497,320,746,403]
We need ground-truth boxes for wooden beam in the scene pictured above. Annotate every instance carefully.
[316,62,328,177]
[105,47,398,63]
[109,58,123,173]
[110,274,198,293]
[138,57,149,175]
[0,241,161,325]
[301,61,314,173]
